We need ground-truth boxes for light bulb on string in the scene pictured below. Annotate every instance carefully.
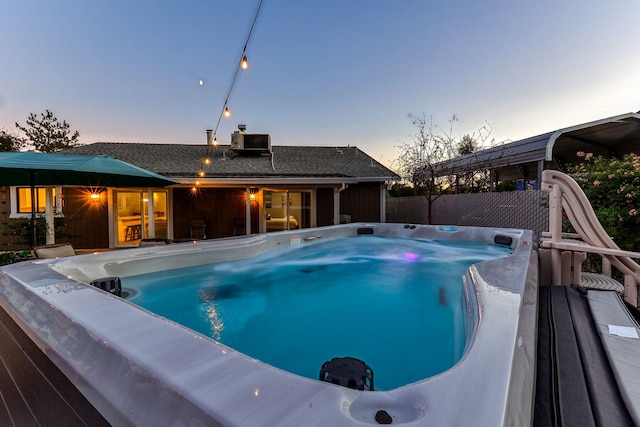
[199,170,205,177]
[198,0,262,185]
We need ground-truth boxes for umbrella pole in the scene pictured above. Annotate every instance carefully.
[30,171,37,247]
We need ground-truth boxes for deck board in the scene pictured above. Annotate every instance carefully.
[534,285,634,426]
[0,305,110,427]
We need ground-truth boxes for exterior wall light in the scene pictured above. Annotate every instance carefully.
[248,187,259,201]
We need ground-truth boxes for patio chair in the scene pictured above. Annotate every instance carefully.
[232,217,246,236]
[32,243,76,259]
[189,219,206,240]
[540,169,640,306]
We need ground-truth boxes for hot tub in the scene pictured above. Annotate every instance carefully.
[0,223,538,426]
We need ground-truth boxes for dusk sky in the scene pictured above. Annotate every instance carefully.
[2,1,639,169]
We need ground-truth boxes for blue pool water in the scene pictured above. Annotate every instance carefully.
[124,235,511,390]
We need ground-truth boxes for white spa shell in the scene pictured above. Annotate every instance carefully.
[0,223,538,426]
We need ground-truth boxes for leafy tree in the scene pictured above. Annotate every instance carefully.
[0,130,23,152]
[453,132,498,193]
[457,134,479,155]
[15,109,80,152]
[566,152,640,252]
[387,182,416,197]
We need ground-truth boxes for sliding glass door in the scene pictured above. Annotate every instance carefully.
[115,190,167,245]
[264,190,310,232]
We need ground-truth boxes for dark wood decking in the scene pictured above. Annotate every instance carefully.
[535,285,635,426]
[0,305,110,427]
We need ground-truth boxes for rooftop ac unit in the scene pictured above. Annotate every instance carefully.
[231,132,271,152]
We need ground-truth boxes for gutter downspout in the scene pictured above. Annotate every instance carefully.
[380,182,387,223]
[334,183,348,225]
[245,187,251,235]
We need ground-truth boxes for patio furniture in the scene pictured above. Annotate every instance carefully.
[266,216,297,231]
[233,217,246,235]
[189,219,206,240]
[539,169,640,306]
[125,224,142,241]
[32,243,76,259]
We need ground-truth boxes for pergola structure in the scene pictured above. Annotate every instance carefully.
[433,111,640,188]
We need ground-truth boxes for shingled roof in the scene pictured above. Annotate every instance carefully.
[63,143,399,183]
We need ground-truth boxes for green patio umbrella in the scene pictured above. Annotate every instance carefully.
[0,151,178,245]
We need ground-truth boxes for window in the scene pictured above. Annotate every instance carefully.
[17,187,46,213]
[11,187,62,217]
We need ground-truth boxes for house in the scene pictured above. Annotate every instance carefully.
[0,139,398,249]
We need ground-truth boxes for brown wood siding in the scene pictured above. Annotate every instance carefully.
[58,188,109,249]
[0,305,110,426]
[340,183,381,222]
[173,188,247,239]
[316,188,335,226]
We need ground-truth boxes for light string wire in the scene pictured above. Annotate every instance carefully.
[198,0,264,184]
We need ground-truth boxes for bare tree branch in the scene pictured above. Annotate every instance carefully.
[393,114,495,223]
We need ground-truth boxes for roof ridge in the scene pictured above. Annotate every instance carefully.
[88,142,366,150]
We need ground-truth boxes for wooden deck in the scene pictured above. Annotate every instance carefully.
[534,285,635,426]
[0,305,110,426]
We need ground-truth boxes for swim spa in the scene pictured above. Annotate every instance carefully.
[0,223,538,426]
[126,235,513,391]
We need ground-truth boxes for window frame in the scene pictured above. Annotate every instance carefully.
[10,186,63,218]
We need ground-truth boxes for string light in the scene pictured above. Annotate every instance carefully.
[196,0,264,188]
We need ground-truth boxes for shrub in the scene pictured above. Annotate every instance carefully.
[0,250,32,266]
[566,152,640,252]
